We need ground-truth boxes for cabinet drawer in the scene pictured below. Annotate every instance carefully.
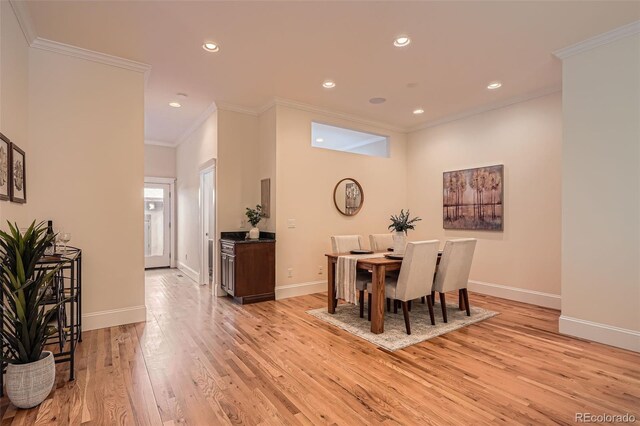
[221,241,235,255]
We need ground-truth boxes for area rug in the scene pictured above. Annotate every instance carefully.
[307,301,499,351]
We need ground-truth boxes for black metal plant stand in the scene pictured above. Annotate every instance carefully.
[0,246,82,396]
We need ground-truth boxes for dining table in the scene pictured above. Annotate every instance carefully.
[325,251,442,334]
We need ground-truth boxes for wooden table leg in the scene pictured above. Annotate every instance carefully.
[327,258,336,314]
[370,264,386,334]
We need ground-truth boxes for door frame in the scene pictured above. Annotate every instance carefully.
[199,162,216,288]
[144,177,176,268]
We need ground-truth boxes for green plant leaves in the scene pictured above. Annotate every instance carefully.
[0,221,67,364]
[245,205,263,227]
[388,209,422,233]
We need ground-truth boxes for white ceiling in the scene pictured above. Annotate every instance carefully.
[23,1,640,145]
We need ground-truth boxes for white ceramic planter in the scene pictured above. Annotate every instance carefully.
[392,231,407,254]
[248,227,260,239]
[6,351,55,409]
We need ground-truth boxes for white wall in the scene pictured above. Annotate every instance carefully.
[0,1,29,225]
[216,109,260,238]
[274,105,408,292]
[258,107,277,232]
[144,144,176,178]
[176,110,217,281]
[407,93,563,308]
[28,48,146,330]
[560,34,640,351]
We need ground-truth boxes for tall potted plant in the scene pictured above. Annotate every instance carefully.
[0,221,65,408]
[388,209,422,255]
[245,205,263,239]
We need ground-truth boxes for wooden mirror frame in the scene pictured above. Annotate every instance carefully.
[333,178,364,216]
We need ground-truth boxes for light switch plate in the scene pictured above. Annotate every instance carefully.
[287,219,296,228]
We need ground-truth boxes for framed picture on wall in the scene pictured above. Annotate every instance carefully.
[443,164,503,231]
[261,178,271,218]
[9,143,26,203]
[0,133,10,201]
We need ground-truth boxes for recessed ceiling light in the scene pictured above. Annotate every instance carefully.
[322,80,336,89]
[413,108,425,115]
[315,138,324,143]
[369,97,386,104]
[169,102,182,108]
[393,36,411,47]
[487,81,502,90]
[202,42,220,52]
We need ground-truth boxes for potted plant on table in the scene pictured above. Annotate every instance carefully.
[245,205,263,239]
[388,209,422,255]
[0,221,65,409]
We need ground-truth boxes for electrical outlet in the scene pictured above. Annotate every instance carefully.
[287,219,296,229]
[318,266,323,275]
[287,268,293,278]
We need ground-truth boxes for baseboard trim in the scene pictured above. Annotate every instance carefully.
[276,280,326,300]
[468,280,561,309]
[82,305,147,331]
[177,262,199,283]
[559,315,640,352]
[273,279,561,308]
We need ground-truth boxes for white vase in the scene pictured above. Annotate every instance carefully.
[248,227,260,239]
[6,351,55,409]
[392,231,407,254]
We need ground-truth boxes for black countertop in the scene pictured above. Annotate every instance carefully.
[220,231,276,244]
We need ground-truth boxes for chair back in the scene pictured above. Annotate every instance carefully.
[369,233,394,252]
[330,235,364,253]
[433,239,477,293]
[394,240,440,301]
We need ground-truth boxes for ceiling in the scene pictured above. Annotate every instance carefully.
[23,1,640,145]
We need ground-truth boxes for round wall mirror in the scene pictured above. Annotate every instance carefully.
[333,178,364,216]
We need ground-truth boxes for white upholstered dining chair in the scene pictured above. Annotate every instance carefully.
[331,235,365,253]
[330,235,371,318]
[432,238,477,322]
[369,240,440,334]
[369,233,394,252]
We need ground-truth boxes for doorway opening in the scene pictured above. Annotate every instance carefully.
[199,164,216,286]
[144,177,175,269]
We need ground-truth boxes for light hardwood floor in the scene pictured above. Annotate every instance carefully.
[2,269,638,425]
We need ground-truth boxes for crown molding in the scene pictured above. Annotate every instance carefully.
[553,20,640,60]
[8,1,152,85]
[408,85,562,133]
[216,102,259,116]
[267,97,406,133]
[209,86,563,141]
[175,101,218,147]
[144,139,176,148]
[257,99,277,115]
[215,97,404,135]
[9,0,37,45]
[31,38,151,76]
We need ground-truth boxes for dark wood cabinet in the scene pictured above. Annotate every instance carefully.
[220,233,275,304]
[220,252,235,295]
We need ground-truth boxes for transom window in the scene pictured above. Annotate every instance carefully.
[311,122,390,158]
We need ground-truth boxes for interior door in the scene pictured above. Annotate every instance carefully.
[200,168,215,285]
[144,183,171,268]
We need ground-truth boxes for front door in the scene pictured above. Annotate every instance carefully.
[144,183,171,268]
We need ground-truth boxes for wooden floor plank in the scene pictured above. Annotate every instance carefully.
[0,268,638,425]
